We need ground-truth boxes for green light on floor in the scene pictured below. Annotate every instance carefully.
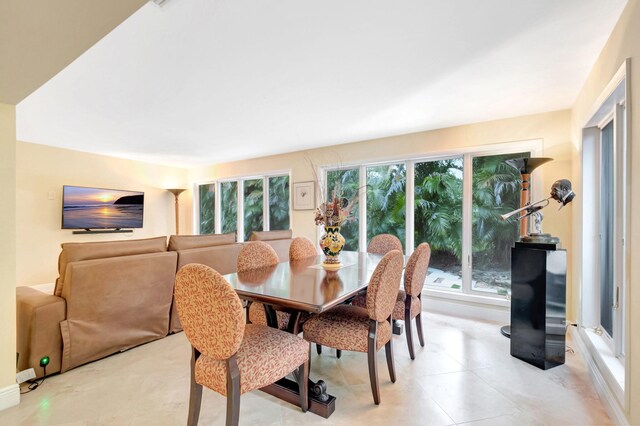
[40,356,50,367]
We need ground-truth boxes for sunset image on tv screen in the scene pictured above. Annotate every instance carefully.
[62,186,144,229]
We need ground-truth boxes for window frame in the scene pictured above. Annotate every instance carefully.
[594,104,627,358]
[578,58,630,406]
[194,170,292,241]
[320,140,542,302]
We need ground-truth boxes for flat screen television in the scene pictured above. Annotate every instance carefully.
[62,185,144,229]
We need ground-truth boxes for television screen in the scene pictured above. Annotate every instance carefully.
[62,186,144,229]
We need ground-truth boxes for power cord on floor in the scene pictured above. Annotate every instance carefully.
[564,323,578,354]
[20,365,46,395]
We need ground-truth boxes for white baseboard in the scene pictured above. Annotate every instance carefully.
[570,327,628,426]
[0,384,19,412]
[423,293,510,324]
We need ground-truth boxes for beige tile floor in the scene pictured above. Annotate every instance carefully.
[1,313,611,425]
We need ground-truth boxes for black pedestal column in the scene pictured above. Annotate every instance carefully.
[510,242,566,370]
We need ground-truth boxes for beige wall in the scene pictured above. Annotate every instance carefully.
[188,109,574,313]
[570,0,640,423]
[15,142,189,286]
[0,104,17,393]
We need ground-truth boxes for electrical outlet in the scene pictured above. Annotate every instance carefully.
[48,191,56,200]
[16,368,36,384]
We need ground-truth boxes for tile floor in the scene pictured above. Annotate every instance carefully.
[0,313,611,425]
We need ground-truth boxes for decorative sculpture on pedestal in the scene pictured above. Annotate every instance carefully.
[504,157,553,238]
[501,178,576,244]
[499,157,577,370]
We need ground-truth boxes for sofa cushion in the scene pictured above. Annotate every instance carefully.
[249,230,292,241]
[168,233,236,251]
[54,236,167,297]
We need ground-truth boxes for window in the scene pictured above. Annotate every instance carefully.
[414,157,463,291]
[268,176,290,231]
[471,152,529,295]
[324,146,535,299]
[326,168,360,251]
[196,173,290,241]
[599,121,615,338]
[580,61,628,400]
[198,183,215,234]
[243,179,263,241]
[220,181,238,235]
[366,164,406,250]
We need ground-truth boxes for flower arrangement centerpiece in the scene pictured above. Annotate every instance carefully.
[315,191,357,267]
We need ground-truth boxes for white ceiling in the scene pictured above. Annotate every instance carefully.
[16,0,627,168]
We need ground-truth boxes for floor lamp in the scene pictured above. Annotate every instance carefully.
[167,188,186,235]
[500,157,552,338]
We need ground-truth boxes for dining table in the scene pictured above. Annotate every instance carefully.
[222,250,390,418]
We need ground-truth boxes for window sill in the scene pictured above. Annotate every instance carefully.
[581,328,625,399]
[423,288,511,308]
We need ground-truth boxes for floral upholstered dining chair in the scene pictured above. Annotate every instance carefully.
[289,237,318,260]
[174,263,309,426]
[317,233,404,359]
[354,243,431,359]
[367,233,403,255]
[240,241,291,330]
[303,250,404,405]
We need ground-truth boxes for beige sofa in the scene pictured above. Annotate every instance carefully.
[16,231,293,378]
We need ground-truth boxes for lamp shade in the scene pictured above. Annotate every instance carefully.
[505,157,553,174]
[166,188,186,197]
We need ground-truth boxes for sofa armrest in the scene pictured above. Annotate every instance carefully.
[16,287,66,378]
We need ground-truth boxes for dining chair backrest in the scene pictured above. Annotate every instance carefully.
[404,243,431,297]
[289,237,317,260]
[367,234,403,255]
[174,263,245,360]
[237,241,279,272]
[366,250,404,321]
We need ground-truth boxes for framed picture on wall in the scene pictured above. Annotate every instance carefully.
[293,181,315,210]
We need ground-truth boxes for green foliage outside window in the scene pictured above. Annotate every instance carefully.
[471,153,528,270]
[366,164,406,249]
[243,179,264,240]
[269,176,290,230]
[326,168,360,251]
[198,184,215,234]
[414,158,463,266]
[220,181,238,235]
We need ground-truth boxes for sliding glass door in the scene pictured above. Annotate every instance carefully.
[366,164,406,250]
[414,158,463,291]
[326,168,360,251]
[470,152,528,295]
[323,146,534,299]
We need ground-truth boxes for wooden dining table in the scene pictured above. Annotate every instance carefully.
[221,251,388,418]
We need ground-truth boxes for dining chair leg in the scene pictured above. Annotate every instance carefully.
[245,301,252,324]
[404,298,415,360]
[287,311,302,335]
[226,356,241,426]
[264,304,279,329]
[336,350,341,359]
[297,358,309,413]
[188,347,203,426]
[316,344,322,355]
[385,338,396,383]
[416,296,425,347]
[367,320,380,405]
